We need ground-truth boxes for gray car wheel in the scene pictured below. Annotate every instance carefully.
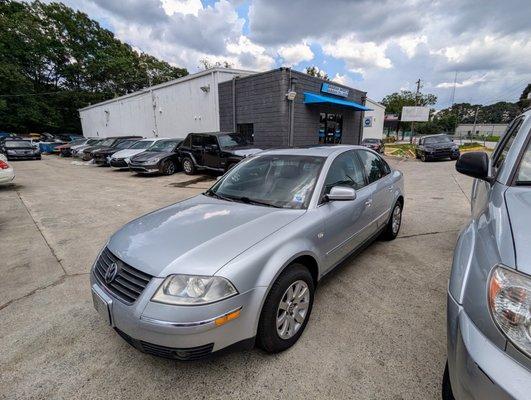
[257,264,314,353]
[182,157,195,175]
[382,200,402,240]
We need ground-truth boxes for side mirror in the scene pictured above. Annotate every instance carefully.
[456,152,490,181]
[326,186,356,201]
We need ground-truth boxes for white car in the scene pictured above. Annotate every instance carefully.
[0,154,15,184]
[109,138,167,168]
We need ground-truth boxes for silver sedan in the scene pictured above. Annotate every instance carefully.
[90,145,404,359]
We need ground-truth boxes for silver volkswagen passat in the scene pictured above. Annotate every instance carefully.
[444,110,531,399]
[90,145,404,359]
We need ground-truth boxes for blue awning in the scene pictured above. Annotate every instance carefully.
[303,92,372,111]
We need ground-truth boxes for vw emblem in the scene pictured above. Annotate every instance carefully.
[105,262,119,284]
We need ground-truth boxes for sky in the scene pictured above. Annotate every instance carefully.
[42,0,531,108]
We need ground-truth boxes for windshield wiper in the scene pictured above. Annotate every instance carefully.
[204,190,235,202]
[234,196,283,208]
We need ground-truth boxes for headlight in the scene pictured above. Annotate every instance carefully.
[488,265,531,357]
[149,157,161,163]
[152,274,238,305]
[452,145,459,151]
[124,158,130,164]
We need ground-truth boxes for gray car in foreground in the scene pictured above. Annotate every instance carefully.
[444,110,531,399]
[91,145,404,359]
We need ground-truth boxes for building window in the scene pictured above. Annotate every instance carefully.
[237,123,254,144]
[319,113,343,144]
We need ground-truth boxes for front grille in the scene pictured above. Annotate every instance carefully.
[93,247,152,304]
[115,328,214,360]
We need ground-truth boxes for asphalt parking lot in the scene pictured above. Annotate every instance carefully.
[0,155,472,399]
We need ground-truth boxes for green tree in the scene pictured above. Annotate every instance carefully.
[0,0,188,134]
[305,66,329,80]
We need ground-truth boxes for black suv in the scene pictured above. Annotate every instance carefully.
[415,134,460,162]
[178,132,261,175]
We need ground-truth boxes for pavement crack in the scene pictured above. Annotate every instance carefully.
[451,174,470,203]
[15,190,68,276]
[0,273,89,311]
[398,229,459,239]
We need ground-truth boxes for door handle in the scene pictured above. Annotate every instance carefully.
[388,185,394,191]
[365,199,372,207]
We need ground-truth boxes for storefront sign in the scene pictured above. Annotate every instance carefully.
[364,117,373,127]
[321,83,349,98]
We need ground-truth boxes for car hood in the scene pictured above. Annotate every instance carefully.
[111,149,145,159]
[108,195,304,277]
[505,187,531,275]
[131,151,172,162]
[92,146,116,154]
[224,146,262,157]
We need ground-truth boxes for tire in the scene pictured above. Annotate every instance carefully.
[382,200,403,240]
[161,159,176,175]
[442,362,455,400]
[257,264,315,353]
[420,153,428,162]
[450,155,459,161]
[182,157,195,175]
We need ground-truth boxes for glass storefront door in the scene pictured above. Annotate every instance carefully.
[319,113,343,144]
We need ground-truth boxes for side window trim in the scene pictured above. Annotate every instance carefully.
[492,117,523,166]
[356,149,388,185]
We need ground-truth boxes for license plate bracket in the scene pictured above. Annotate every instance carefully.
[92,288,113,326]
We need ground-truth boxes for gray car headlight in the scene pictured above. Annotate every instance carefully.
[149,157,161,163]
[152,274,238,305]
[488,265,531,357]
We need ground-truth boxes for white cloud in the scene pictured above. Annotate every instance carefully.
[161,0,202,16]
[437,74,488,88]
[323,35,392,72]
[332,73,352,86]
[277,42,314,67]
[396,35,427,58]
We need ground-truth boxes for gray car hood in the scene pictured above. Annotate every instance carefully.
[108,195,304,277]
[505,187,531,274]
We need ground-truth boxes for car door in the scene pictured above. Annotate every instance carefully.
[191,134,204,166]
[319,150,373,271]
[203,135,222,169]
[355,149,395,231]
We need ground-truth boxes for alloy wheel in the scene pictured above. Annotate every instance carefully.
[183,159,192,173]
[276,280,310,340]
[392,204,402,235]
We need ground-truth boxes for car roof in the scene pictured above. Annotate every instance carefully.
[259,145,364,157]
[188,132,236,136]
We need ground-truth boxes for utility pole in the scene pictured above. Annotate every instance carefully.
[471,106,479,140]
[410,78,421,143]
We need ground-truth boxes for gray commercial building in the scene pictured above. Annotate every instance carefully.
[218,68,369,148]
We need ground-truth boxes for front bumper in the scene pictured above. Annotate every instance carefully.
[447,293,531,400]
[0,168,15,183]
[110,158,128,168]
[90,271,266,358]
[426,149,460,159]
[129,162,160,173]
[6,153,40,160]
[93,155,110,165]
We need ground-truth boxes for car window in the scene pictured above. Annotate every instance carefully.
[515,133,531,185]
[181,135,191,148]
[357,150,388,183]
[203,135,218,146]
[192,135,203,147]
[323,151,365,195]
[492,117,524,176]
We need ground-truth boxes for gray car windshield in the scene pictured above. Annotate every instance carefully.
[516,138,531,185]
[148,140,178,152]
[131,140,154,149]
[207,155,325,209]
[5,141,32,148]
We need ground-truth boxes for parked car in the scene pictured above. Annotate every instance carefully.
[92,138,141,166]
[361,138,384,154]
[110,138,165,168]
[0,138,41,160]
[415,134,460,162]
[128,138,183,175]
[0,154,15,184]
[91,145,404,359]
[57,138,90,157]
[82,136,141,161]
[71,138,104,158]
[178,132,262,175]
[443,112,531,400]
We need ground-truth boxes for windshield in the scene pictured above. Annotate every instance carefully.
[424,135,452,144]
[515,138,531,185]
[86,139,100,145]
[148,140,178,152]
[207,155,325,209]
[116,139,137,149]
[70,139,86,146]
[5,140,32,148]
[100,138,115,146]
[218,134,249,148]
[131,140,154,149]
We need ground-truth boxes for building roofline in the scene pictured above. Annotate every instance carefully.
[78,67,257,112]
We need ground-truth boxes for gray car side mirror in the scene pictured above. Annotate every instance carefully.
[326,186,357,201]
